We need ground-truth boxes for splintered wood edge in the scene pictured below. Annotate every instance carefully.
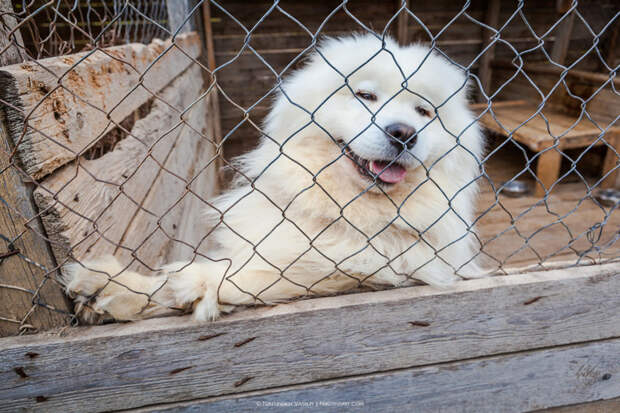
[0,32,201,180]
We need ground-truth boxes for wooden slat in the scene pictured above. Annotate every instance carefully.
[477,0,500,100]
[550,4,575,65]
[477,101,620,151]
[0,120,71,336]
[1,263,619,412]
[31,64,217,274]
[0,32,201,180]
[130,338,620,412]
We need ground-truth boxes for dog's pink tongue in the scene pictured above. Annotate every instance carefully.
[369,160,407,183]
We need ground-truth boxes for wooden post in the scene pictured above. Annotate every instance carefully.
[550,0,575,65]
[601,131,619,189]
[477,0,500,101]
[0,1,71,336]
[0,0,24,66]
[535,147,562,197]
[396,0,410,45]
[166,0,192,34]
[201,0,223,190]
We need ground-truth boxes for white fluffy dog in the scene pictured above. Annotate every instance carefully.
[63,33,485,322]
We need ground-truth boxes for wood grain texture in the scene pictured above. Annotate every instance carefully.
[133,339,620,413]
[31,64,217,274]
[0,7,70,336]
[0,118,70,336]
[0,32,201,180]
[1,263,619,412]
[0,0,24,67]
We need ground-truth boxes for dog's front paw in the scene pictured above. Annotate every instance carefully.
[62,256,121,323]
[62,256,152,323]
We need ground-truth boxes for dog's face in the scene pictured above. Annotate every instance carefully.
[262,34,482,199]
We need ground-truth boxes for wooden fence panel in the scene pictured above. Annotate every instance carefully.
[0,263,619,412]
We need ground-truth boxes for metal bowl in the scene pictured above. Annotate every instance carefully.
[594,188,620,207]
[500,180,531,197]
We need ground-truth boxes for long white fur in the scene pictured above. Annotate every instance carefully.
[62,34,485,322]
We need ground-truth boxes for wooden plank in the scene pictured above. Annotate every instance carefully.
[477,0,500,100]
[551,6,575,65]
[1,263,619,412]
[0,118,71,336]
[478,101,620,151]
[31,64,216,274]
[536,397,620,412]
[201,0,223,189]
[0,0,24,67]
[130,338,620,412]
[111,82,217,270]
[601,131,619,189]
[0,32,201,180]
[0,7,70,336]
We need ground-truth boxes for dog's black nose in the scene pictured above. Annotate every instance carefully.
[386,123,417,150]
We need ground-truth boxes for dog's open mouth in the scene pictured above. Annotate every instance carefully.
[337,140,407,185]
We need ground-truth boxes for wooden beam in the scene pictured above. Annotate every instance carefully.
[477,0,500,101]
[1,263,619,412]
[0,0,24,67]
[0,32,201,180]
[550,3,575,65]
[166,0,193,34]
[127,338,620,412]
[0,2,70,336]
[201,0,223,190]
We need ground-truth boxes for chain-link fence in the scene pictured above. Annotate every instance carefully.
[0,0,618,335]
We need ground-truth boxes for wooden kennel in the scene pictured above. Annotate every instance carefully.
[1,0,619,411]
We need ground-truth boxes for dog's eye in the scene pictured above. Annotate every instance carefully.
[355,91,377,101]
[416,106,432,117]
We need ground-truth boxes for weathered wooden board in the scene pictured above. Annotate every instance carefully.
[0,117,71,336]
[0,8,71,337]
[131,338,620,413]
[1,263,619,412]
[32,64,218,274]
[0,32,201,180]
